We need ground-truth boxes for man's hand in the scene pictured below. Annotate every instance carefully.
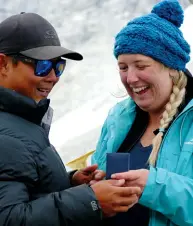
[90,169,106,185]
[91,179,141,217]
[71,164,105,186]
[111,169,149,194]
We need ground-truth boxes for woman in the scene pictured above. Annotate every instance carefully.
[92,0,193,225]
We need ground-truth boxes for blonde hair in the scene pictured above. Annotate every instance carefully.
[149,70,187,166]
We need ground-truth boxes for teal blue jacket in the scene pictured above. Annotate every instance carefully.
[92,97,193,226]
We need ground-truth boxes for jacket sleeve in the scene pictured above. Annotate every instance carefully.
[139,166,193,226]
[0,135,102,226]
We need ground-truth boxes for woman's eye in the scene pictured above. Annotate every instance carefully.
[119,66,128,71]
[137,65,148,70]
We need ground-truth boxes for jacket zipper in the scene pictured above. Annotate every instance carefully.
[151,106,193,225]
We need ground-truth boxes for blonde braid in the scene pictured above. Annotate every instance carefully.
[149,71,187,166]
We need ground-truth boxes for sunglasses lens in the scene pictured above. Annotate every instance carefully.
[55,60,66,77]
[35,60,52,77]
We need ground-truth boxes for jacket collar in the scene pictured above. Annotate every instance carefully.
[0,86,50,125]
[41,106,53,135]
[107,98,137,154]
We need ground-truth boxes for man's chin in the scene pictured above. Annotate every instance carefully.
[34,97,46,103]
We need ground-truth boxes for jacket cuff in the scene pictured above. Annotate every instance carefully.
[68,169,78,186]
[139,166,168,209]
[60,184,103,223]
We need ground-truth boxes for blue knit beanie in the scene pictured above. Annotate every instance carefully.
[114,0,190,71]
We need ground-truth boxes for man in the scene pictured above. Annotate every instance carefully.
[0,12,140,225]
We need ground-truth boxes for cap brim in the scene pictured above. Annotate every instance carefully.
[20,46,83,61]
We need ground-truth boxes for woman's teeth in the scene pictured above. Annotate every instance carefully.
[132,86,149,94]
[37,88,50,97]
[38,88,49,93]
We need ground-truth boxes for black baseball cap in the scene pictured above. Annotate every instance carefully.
[0,12,83,61]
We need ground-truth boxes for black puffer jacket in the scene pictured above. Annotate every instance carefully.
[0,87,102,226]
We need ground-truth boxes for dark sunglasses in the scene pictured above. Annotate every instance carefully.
[10,54,66,77]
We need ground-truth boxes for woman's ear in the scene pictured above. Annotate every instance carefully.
[169,69,178,79]
[0,54,11,77]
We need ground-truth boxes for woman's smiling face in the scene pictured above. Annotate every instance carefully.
[118,54,173,113]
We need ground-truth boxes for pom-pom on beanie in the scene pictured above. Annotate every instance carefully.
[114,0,190,71]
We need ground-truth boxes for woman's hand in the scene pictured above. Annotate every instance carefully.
[111,169,149,195]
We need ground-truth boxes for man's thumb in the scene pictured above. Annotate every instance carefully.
[83,164,98,173]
